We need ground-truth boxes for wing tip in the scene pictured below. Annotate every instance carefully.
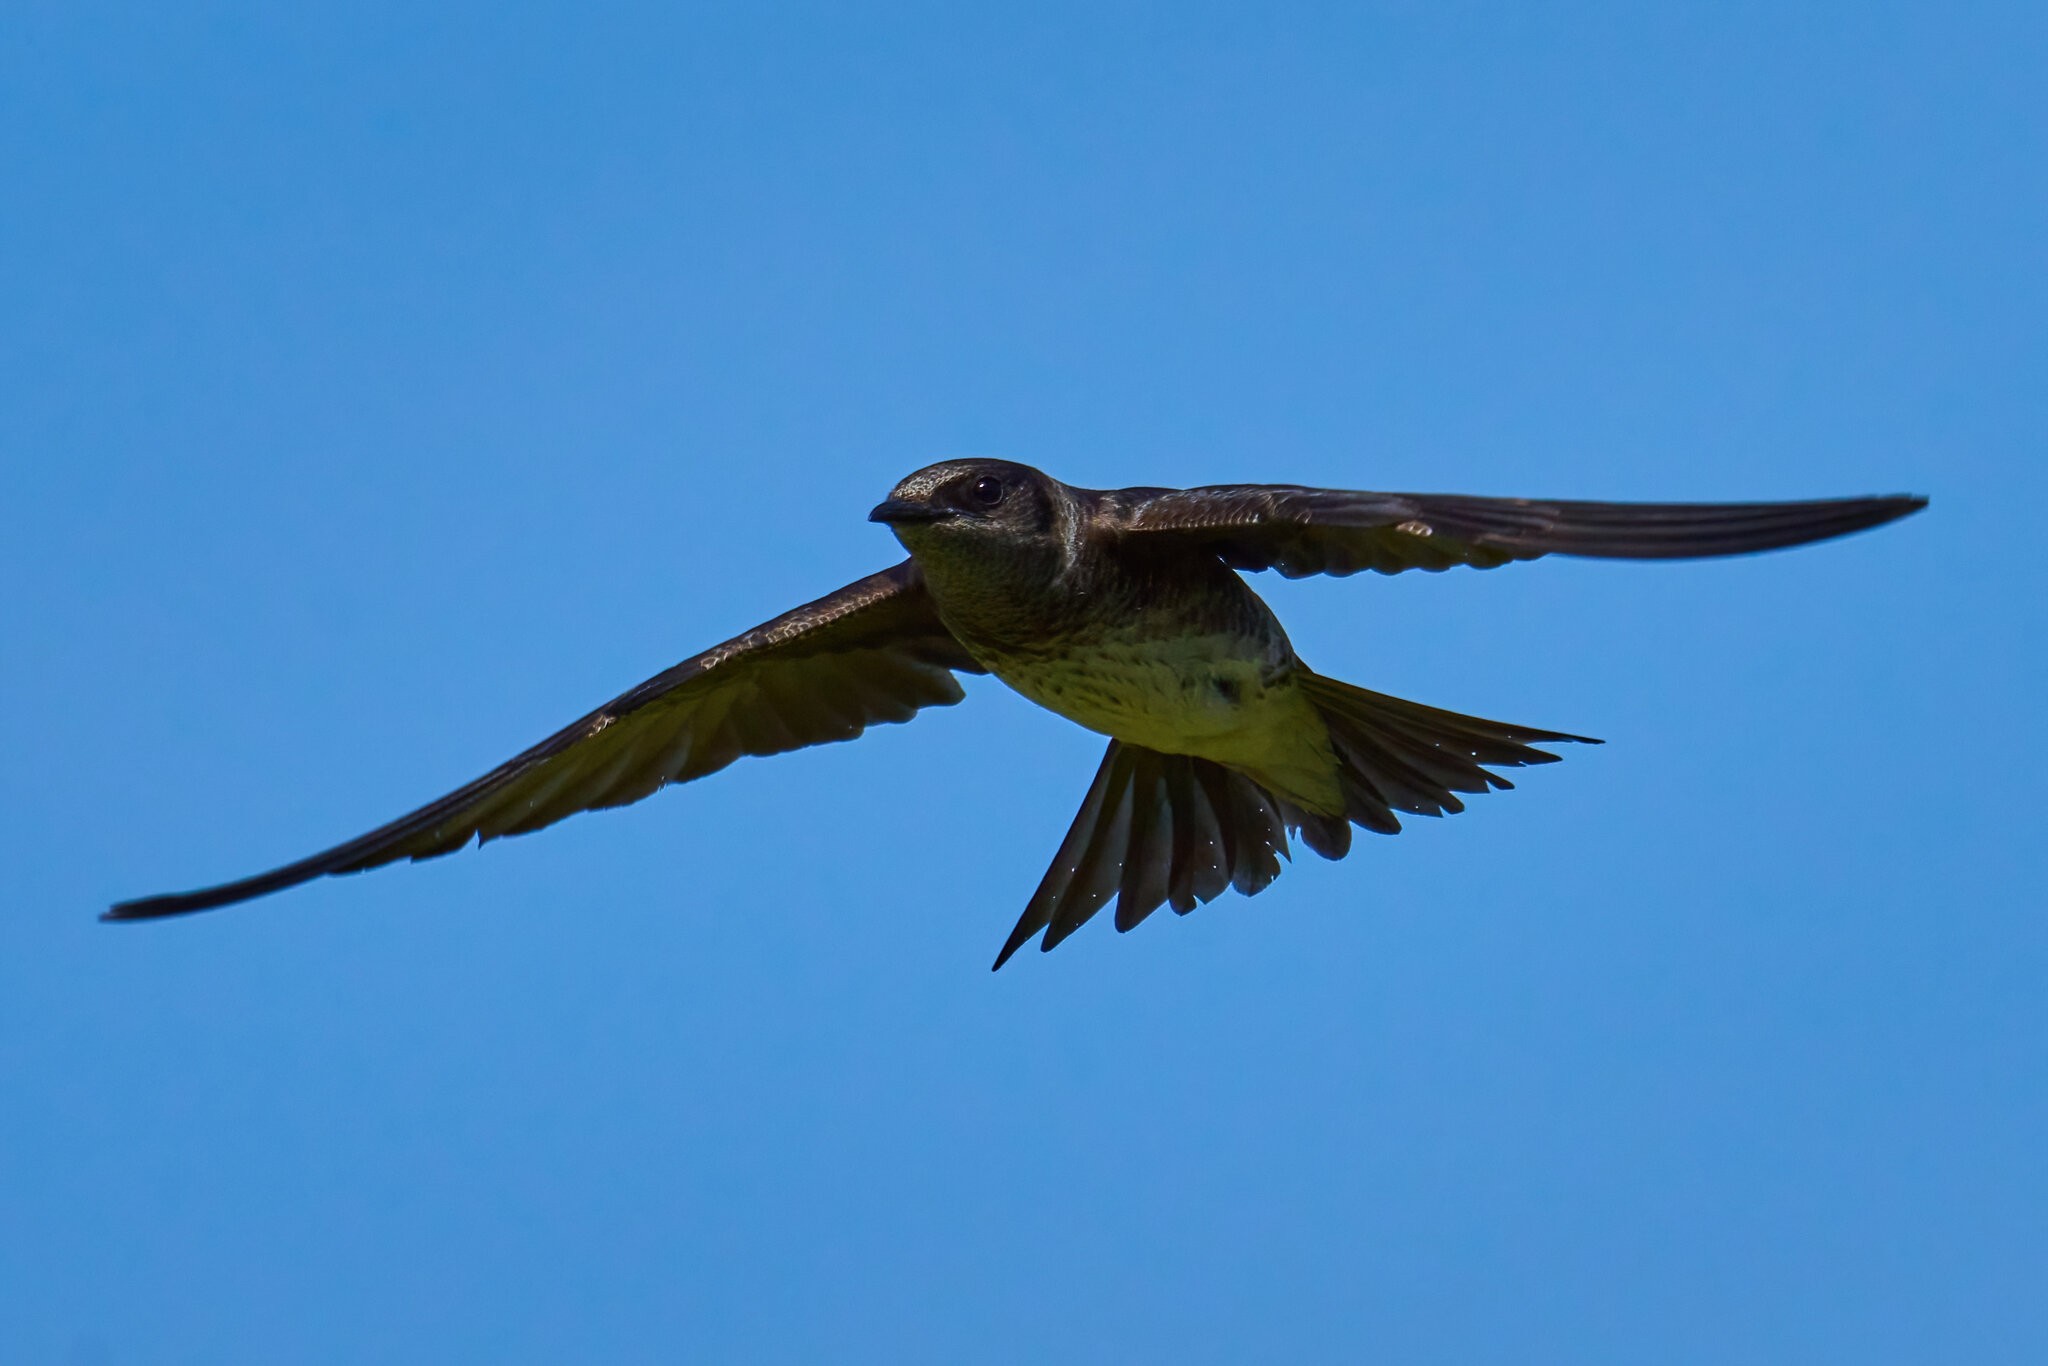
[100,862,334,922]
[1868,493,1930,524]
[101,895,199,923]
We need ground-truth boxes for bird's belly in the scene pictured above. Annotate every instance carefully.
[986,632,1316,767]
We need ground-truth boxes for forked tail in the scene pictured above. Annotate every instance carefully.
[991,673,1597,968]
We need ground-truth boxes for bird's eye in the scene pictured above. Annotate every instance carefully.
[970,476,1006,507]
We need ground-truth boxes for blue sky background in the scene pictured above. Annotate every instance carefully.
[3,3,2042,1362]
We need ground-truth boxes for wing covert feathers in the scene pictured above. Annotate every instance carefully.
[1107,485,1927,578]
[108,561,982,921]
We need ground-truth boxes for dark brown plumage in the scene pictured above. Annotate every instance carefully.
[108,461,1926,968]
[106,564,983,918]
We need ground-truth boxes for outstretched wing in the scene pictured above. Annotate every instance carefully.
[1102,484,1928,578]
[108,560,984,921]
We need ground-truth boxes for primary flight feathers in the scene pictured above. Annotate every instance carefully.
[110,463,1925,967]
[1108,485,1923,576]
[107,563,983,919]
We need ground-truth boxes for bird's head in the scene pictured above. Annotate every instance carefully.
[869,460,1061,554]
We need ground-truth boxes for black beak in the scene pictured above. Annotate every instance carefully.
[869,498,946,526]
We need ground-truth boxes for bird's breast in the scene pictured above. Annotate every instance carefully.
[976,622,1309,758]
[914,535,1333,781]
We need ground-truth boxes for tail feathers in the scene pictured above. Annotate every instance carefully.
[991,744,1292,970]
[991,676,1598,969]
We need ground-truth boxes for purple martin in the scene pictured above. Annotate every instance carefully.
[108,462,1926,967]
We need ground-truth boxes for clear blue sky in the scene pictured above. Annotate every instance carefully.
[3,3,2041,1362]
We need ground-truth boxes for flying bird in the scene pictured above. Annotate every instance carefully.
[109,461,1926,967]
